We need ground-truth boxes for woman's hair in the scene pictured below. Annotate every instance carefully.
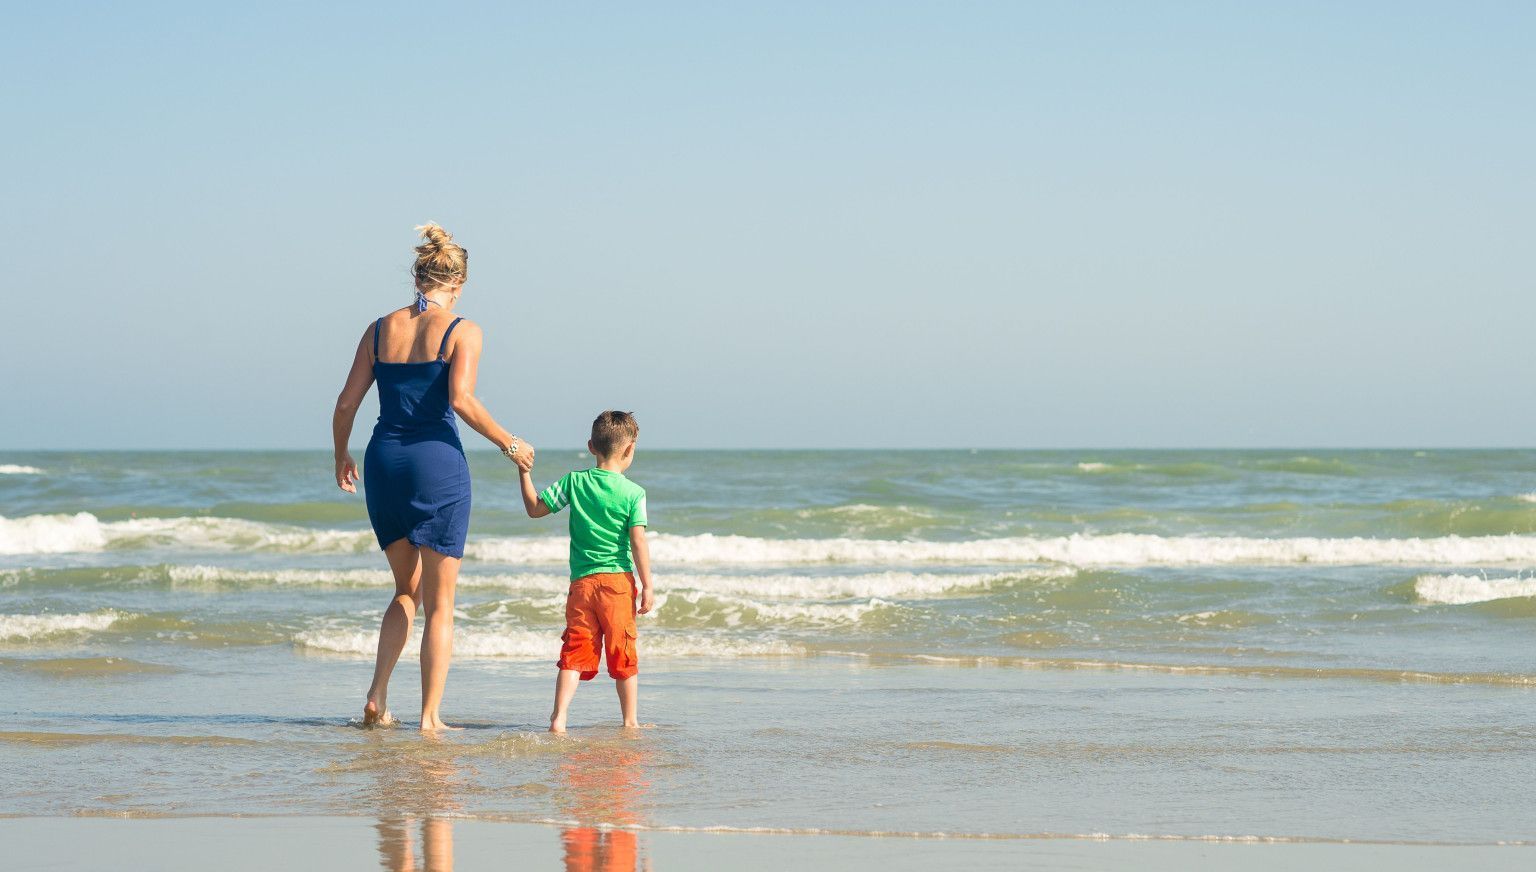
[412,223,468,291]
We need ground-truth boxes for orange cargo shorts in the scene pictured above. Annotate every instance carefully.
[558,572,639,681]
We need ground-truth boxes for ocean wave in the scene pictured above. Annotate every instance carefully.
[508,531,1536,567]
[654,591,898,628]
[1413,574,1536,605]
[293,626,801,659]
[15,511,1536,568]
[0,610,124,641]
[0,513,373,556]
[0,513,107,554]
[0,464,44,475]
[472,590,903,629]
[152,565,1048,599]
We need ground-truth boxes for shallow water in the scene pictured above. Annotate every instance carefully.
[4,450,1536,847]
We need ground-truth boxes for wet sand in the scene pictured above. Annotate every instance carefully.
[5,817,1533,872]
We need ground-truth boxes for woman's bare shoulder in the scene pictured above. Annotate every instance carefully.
[451,317,482,344]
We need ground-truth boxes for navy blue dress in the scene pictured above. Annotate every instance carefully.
[363,316,472,558]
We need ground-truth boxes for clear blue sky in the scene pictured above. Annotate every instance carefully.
[3,2,1531,449]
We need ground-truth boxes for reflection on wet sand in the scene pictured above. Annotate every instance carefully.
[368,734,464,872]
[556,738,653,872]
[361,731,655,871]
[377,817,454,872]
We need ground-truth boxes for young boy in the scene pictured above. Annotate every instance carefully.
[519,410,654,733]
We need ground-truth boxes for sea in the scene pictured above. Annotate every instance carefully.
[4,449,1536,856]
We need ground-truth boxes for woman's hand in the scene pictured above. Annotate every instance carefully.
[511,438,536,472]
[336,453,360,493]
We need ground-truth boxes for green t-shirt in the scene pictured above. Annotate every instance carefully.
[540,468,649,580]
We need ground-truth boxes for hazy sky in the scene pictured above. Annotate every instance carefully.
[3,2,1531,449]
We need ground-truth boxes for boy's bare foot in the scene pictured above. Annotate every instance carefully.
[549,714,567,734]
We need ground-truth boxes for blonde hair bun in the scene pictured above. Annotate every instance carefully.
[415,222,453,251]
[411,222,468,288]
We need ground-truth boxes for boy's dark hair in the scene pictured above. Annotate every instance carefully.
[590,410,639,458]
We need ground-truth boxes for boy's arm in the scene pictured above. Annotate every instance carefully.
[519,469,553,518]
[630,526,655,614]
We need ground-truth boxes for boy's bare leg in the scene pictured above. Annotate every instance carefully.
[616,676,638,727]
[550,669,581,733]
[418,548,462,731]
[366,539,423,726]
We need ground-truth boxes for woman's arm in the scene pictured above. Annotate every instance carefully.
[332,328,376,493]
[446,320,535,471]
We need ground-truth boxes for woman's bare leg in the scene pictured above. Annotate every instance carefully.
[422,818,453,871]
[375,817,416,872]
[418,547,462,731]
[365,539,423,725]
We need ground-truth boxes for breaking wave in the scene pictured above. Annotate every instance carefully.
[150,565,1060,599]
[294,626,801,659]
[1413,574,1536,605]
[474,532,1536,567]
[0,610,125,641]
[12,512,1536,569]
[0,513,373,556]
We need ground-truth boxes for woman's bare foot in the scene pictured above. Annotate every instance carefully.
[549,714,567,734]
[419,713,462,732]
[363,696,394,727]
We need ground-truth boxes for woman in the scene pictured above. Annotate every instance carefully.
[332,223,534,730]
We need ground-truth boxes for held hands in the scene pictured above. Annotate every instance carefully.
[505,436,536,472]
[638,587,655,615]
[335,453,360,493]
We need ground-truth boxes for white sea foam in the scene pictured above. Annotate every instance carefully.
[160,565,1036,599]
[660,570,1061,598]
[164,565,566,591]
[656,591,896,627]
[0,513,373,556]
[1517,493,1536,504]
[15,512,1536,568]
[0,513,108,554]
[1076,462,1112,472]
[106,516,374,553]
[1413,574,1536,605]
[0,464,44,475]
[0,611,123,641]
[293,626,800,659]
[478,531,1536,568]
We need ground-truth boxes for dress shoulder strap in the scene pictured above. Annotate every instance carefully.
[372,319,382,363]
[437,317,464,360]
